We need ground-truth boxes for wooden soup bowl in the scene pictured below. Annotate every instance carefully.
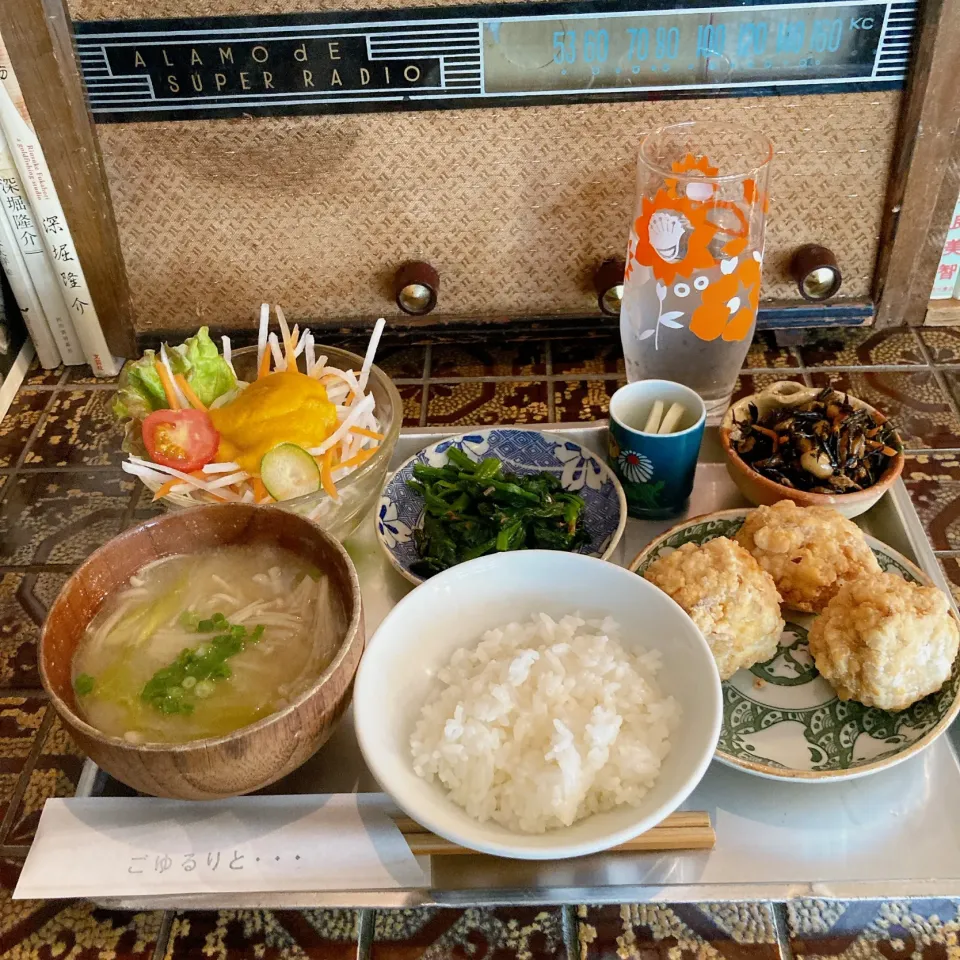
[40,503,365,800]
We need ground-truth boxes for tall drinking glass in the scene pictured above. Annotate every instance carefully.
[621,122,773,423]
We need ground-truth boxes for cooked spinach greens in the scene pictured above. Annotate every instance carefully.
[406,446,589,577]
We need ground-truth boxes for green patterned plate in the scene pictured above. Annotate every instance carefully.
[630,509,960,782]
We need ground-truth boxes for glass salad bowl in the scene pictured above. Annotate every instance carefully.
[158,344,402,542]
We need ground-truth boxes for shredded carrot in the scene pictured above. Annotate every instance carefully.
[153,471,211,501]
[337,446,378,470]
[252,477,267,501]
[258,348,271,379]
[153,478,181,500]
[174,374,207,411]
[321,448,339,500]
[753,424,779,447]
[154,359,180,410]
[350,426,384,441]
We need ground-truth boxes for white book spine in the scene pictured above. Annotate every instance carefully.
[933,193,960,300]
[0,204,60,368]
[0,129,82,364]
[0,41,119,376]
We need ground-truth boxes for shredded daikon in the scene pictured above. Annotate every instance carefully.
[257,302,269,369]
[125,307,386,508]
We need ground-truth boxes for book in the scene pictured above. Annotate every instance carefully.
[932,191,960,299]
[0,37,119,376]
[0,197,60,368]
[0,126,82,365]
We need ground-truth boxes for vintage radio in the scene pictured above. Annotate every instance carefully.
[0,0,957,353]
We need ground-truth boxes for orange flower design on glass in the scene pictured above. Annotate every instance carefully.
[688,252,763,343]
[628,151,765,348]
[631,191,718,286]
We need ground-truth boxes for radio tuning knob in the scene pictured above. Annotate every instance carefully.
[594,258,626,316]
[791,244,842,302]
[394,261,439,315]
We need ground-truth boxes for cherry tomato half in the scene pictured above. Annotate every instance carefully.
[142,409,220,472]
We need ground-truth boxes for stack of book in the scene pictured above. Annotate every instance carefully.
[0,34,117,374]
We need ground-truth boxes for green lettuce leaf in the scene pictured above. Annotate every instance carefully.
[111,327,237,424]
[112,350,166,421]
[167,327,236,408]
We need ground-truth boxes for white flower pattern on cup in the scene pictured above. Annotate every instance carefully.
[377,497,412,547]
[617,451,654,484]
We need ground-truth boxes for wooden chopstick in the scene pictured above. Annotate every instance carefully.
[390,810,715,856]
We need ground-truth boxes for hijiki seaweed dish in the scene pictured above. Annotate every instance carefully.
[730,387,901,493]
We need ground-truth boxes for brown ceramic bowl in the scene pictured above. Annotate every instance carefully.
[720,380,904,519]
[39,503,364,800]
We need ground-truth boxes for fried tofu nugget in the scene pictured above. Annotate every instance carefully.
[809,572,959,711]
[644,536,784,680]
[735,500,880,613]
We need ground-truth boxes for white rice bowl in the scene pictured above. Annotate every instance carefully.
[354,550,722,860]
[410,613,680,833]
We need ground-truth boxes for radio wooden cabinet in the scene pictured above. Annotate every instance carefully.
[0,0,957,349]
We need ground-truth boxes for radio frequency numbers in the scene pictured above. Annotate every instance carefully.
[553,26,680,64]
[552,18,850,68]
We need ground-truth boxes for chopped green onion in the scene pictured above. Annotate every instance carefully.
[74,673,95,696]
[140,618,267,715]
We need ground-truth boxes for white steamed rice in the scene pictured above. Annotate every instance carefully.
[410,612,681,833]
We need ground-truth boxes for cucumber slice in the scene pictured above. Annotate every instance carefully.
[260,443,321,500]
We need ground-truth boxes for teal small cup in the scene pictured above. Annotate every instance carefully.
[607,380,707,519]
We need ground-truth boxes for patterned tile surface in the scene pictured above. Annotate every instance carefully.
[555,378,624,421]
[939,557,960,605]
[787,898,960,959]
[0,391,50,468]
[919,327,960,365]
[0,471,133,565]
[372,906,566,959]
[938,371,960,414]
[374,344,427,381]
[164,908,359,959]
[903,454,960,552]
[66,366,121,385]
[744,331,802,370]
[397,382,425,428]
[6,713,86,845]
[0,857,164,959]
[23,359,65,387]
[25,389,125,467]
[552,336,625,376]
[0,697,46,832]
[0,573,66,689]
[808,370,960,450]
[798,328,925,367]
[426,381,549,425]
[578,903,780,960]
[431,342,547,378]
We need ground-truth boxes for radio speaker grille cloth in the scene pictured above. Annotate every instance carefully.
[88,92,898,333]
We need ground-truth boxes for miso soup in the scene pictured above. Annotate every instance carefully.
[71,545,344,743]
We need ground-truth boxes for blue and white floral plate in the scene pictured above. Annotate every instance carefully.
[376,428,627,585]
